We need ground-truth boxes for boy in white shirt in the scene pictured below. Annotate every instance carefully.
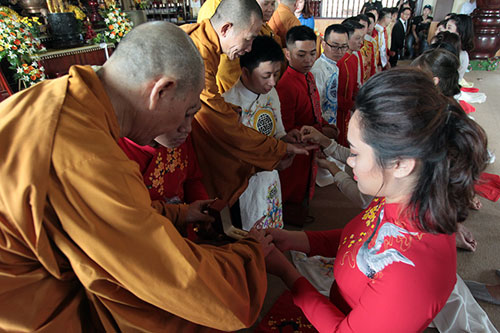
[223,36,298,230]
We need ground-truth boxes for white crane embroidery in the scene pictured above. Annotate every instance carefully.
[356,208,418,279]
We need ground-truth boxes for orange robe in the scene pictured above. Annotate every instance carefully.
[337,52,359,146]
[268,3,301,47]
[181,20,287,205]
[0,65,267,332]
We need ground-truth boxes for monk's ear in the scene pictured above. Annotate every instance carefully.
[148,77,176,111]
[220,22,233,38]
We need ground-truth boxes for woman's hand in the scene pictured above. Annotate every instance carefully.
[266,228,311,253]
[265,247,302,289]
[301,125,331,148]
[247,227,275,257]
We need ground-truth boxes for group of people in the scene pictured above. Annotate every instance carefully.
[0,0,492,331]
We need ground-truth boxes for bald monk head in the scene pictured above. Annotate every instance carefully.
[257,0,277,22]
[98,22,204,147]
[279,0,297,11]
[210,0,264,60]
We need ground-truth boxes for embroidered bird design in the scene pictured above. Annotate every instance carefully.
[356,210,418,279]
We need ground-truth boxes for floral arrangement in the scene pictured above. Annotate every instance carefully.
[93,5,133,44]
[0,7,46,87]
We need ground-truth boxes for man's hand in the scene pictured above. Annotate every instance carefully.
[185,199,216,224]
[281,128,302,143]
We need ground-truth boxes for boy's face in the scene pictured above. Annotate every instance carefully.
[285,40,317,74]
[242,60,281,95]
[379,13,392,27]
[348,28,365,52]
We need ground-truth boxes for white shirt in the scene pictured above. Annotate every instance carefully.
[460,1,477,15]
[399,17,407,33]
[222,79,285,230]
[310,53,339,125]
[375,23,388,67]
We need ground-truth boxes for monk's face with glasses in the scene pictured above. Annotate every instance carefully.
[322,31,349,62]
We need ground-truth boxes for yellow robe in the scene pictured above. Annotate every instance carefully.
[181,20,287,205]
[268,3,301,47]
[0,65,267,332]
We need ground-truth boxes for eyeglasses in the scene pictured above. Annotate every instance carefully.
[324,40,349,51]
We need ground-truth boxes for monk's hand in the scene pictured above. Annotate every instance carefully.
[247,224,275,257]
[186,199,216,224]
[281,129,302,143]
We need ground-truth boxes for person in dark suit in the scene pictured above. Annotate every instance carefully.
[389,7,412,67]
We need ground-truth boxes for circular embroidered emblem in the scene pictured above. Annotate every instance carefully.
[254,109,275,136]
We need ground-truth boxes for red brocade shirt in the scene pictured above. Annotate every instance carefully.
[292,198,456,332]
[118,136,208,204]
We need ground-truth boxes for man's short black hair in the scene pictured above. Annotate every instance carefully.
[342,20,364,38]
[357,14,369,25]
[324,24,348,42]
[366,12,376,23]
[378,7,391,20]
[286,25,317,48]
[240,35,284,72]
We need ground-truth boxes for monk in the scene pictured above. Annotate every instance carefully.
[181,0,308,206]
[336,20,364,146]
[197,0,281,93]
[0,22,273,331]
[269,0,301,47]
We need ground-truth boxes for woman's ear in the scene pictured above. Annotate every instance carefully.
[392,158,417,179]
[433,76,440,86]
